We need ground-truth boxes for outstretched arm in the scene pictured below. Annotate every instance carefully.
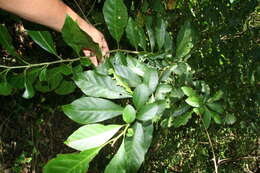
[0,0,109,65]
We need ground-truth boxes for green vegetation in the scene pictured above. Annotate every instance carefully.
[0,0,259,172]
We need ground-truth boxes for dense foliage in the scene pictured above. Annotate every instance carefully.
[0,0,259,172]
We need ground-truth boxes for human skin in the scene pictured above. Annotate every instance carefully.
[0,0,109,66]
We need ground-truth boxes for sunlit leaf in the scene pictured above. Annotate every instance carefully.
[43,147,100,173]
[65,124,122,151]
[74,71,131,99]
[62,97,123,124]
[114,64,142,87]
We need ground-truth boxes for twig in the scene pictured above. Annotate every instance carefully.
[0,57,83,70]
[109,49,141,54]
[199,115,219,173]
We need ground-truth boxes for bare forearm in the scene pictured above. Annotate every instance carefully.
[0,0,87,31]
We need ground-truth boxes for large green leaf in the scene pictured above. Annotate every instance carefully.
[208,90,224,103]
[175,21,196,59]
[126,57,148,77]
[74,71,131,99]
[145,16,155,52]
[181,86,197,97]
[137,101,166,121]
[0,24,18,57]
[203,107,212,128]
[103,0,128,43]
[35,67,63,93]
[185,96,203,107]
[207,102,224,114]
[27,30,58,56]
[133,84,151,110]
[172,104,191,117]
[143,68,159,93]
[114,64,142,87]
[104,140,127,173]
[55,80,76,95]
[61,15,101,59]
[0,82,12,96]
[154,84,172,100]
[173,111,193,128]
[43,147,100,173]
[62,97,123,124]
[124,122,153,173]
[65,124,122,151]
[126,17,140,50]
[155,17,166,50]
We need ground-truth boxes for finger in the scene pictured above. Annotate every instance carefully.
[83,49,98,66]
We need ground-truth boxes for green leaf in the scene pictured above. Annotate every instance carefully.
[0,82,12,96]
[181,86,197,97]
[74,71,131,99]
[175,21,196,59]
[126,17,140,50]
[155,84,172,100]
[145,16,155,52]
[126,56,148,77]
[124,122,153,173]
[43,147,100,173]
[8,74,25,89]
[203,107,212,128]
[103,0,128,43]
[172,104,191,117]
[208,90,224,103]
[224,114,237,125]
[80,57,92,67]
[27,30,58,56]
[207,102,224,114]
[65,124,122,151]
[105,140,127,173]
[62,15,101,59]
[114,64,142,87]
[137,101,166,121]
[123,105,136,124]
[35,67,63,93]
[164,31,173,52]
[62,97,123,124]
[155,17,166,50]
[173,111,193,128]
[39,68,47,81]
[22,73,35,99]
[185,96,203,107]
[133,84,151,110]
[193,107,205,116]
[143,68,159,93]
[0,24,18,57]
[211,111,222,124]
[55,80,76,95]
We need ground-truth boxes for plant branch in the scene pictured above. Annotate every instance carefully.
[199,116,219,173]
[109,49,142,54]
[0,57,85,70]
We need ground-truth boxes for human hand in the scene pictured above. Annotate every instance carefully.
[79,22,109,66]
